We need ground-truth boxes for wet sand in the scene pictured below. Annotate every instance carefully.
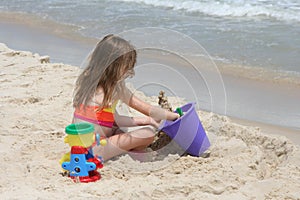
[0,12,95,66]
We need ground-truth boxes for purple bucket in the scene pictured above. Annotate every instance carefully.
[159,103,210,156]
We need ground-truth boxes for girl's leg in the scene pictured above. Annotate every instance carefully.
[93,127,155,161]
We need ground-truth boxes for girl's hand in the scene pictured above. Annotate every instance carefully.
[166,111,180,121]
[148,117,161,128]
[149,106,180,122]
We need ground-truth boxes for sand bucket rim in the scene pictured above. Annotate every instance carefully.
[65,123,94,135]
[159,102,196,131]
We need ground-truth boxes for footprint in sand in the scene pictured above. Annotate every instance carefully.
[8,97,42,105]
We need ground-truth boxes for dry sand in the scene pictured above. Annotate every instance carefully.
[0,43,299,199]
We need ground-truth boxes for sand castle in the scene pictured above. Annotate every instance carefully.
[149,91,173,151]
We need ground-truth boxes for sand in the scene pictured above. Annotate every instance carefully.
[0,43,299,199]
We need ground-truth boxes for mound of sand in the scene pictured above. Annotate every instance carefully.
[0,43,299,199]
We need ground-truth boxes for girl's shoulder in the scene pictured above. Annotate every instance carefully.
[88,87,104,106]
[115,84,133,105]
[91,87,120,107]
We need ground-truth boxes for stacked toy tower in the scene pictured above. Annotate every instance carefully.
[59,123,106,183]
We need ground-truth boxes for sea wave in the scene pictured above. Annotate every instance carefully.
[117,0,300,22]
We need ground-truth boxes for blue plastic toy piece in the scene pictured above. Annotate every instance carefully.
[62,147,96,177]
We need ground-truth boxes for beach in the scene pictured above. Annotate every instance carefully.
[1,0,300,199]
[0,43,300,199]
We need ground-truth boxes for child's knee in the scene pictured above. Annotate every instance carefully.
[142,127,155,144]
[142,127,155,136]
[131,127,155,146]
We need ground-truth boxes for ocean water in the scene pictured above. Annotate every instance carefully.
[1,0,300,129]
[1,0,300,73]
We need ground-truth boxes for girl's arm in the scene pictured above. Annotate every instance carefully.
[114,111,160,128]
[120,86,179,121]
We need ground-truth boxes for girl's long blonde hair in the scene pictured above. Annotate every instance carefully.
[73,34,136,109]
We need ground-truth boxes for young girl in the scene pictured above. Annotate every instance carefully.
[72,34,179,161]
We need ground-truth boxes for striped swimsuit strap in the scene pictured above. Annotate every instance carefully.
[74,101,118,128]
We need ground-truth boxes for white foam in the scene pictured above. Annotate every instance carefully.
[118,0,300,22]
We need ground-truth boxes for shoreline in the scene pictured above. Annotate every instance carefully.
[0,11,97,45]
[135,50,300,130]
[1,11,300,86]
[0,11,96,66]
[229,116,300,145]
